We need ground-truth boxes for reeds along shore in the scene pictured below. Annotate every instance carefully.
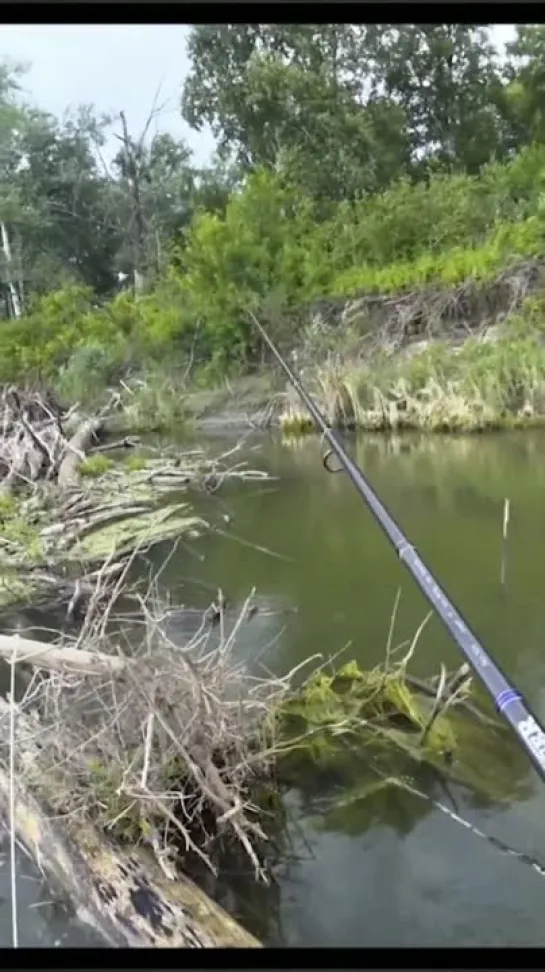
[277,262,545,436]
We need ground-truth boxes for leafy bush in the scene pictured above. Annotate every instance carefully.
[179,168,316,364]
[3,141,545,390]
[173,147,545,356]
[55,343,122,406]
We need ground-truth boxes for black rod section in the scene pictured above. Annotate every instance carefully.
[255,317,545,781]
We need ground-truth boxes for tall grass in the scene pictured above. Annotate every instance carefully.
[280,331,545,434]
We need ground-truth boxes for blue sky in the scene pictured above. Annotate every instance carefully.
[0,24,517,166]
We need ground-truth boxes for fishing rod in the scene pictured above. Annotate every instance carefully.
[254,316,545,782]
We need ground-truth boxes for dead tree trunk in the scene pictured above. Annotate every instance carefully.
[0,694,261,948]
[57,418,103,487]
[119,111,147,297]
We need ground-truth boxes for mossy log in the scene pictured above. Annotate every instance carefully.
[0,695,260,948]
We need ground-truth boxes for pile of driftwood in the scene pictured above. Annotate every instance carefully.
[0,385,108,493]
[0,386,283,947]
[0,386,271,617]
[0,586,278,947]
[0,579,534,948]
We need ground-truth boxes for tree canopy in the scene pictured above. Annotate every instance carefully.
[1,23,545,373]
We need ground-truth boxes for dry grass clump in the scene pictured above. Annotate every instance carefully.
[10,579,305,883]
[279,335,545,436]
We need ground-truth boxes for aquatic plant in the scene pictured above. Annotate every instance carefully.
[276,648,530,806]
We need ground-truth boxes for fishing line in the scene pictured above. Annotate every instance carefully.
[381,770,545,882]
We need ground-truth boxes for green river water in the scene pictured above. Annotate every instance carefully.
[3,429,545,946]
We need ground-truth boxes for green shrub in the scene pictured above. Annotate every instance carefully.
[55,343,122,405]
[79,455,115,477]
[180,168,317,363]
[3,142,545,387]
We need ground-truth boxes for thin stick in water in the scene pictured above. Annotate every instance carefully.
[500,497,510,589]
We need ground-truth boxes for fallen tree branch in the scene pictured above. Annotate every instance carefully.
[0,697,260,948]
[89,436,141,455]
[0,635,126,675]
[58,418,103,487]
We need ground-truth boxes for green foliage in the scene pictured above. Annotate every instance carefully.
[124,454,148,473]
[0,284,95,381]
[182,25,509,185]
[168,146,545,357]
[308,143,545,289]
[0,279,198,396]
[365,26,508,174]
[1,24,545,326]
[504,26,545,148]
[0,494,17,519]
[331,215,545,296]
[0,509,44,562]
[4,56,545,399]
[79,455,115,478]
[277,657,527,806]
[55,343,122,406]
[4,140,545,388]
[4,29,545,439]
[180,167,316,363]
[114,374,188,434]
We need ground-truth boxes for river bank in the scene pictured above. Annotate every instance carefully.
[7,254,545,442]
[179,330,545,438]
[161,260,545,438]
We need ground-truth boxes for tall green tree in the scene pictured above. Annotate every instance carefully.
[13,105,123,297]
[360,25,509,173]
[181,25,411,201]
[182,24,511,191]
[503,25,545,149]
